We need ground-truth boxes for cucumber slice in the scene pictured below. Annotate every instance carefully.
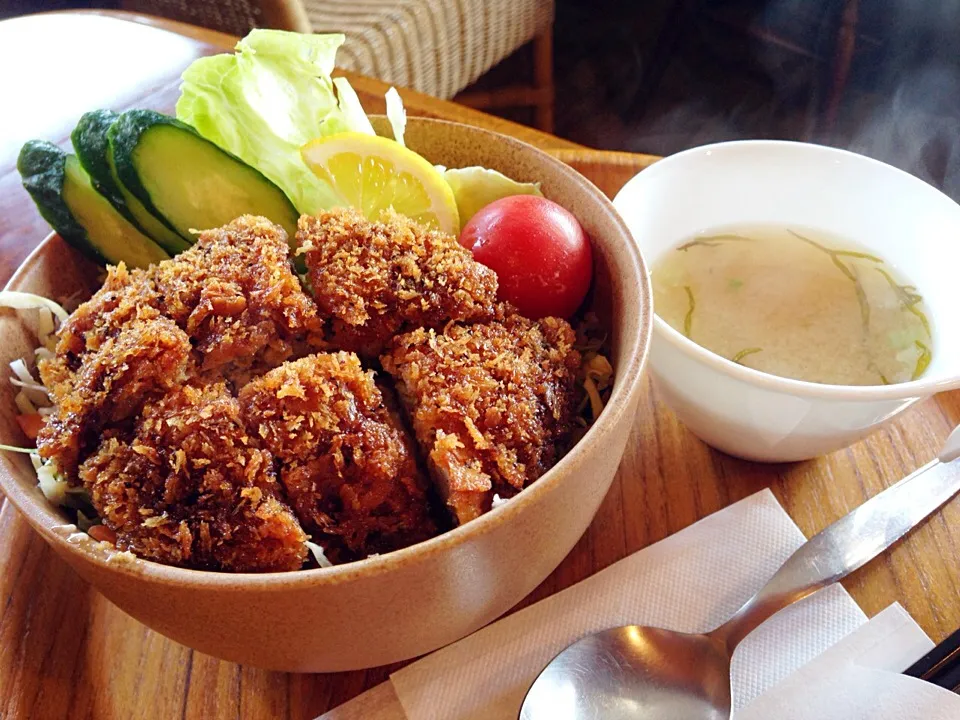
[72,110,127,211]
[18,140,170,269]
[107,152,191,253]
[109,110,299,241]
[72,109,190,255]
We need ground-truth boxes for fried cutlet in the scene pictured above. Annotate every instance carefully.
[381,311,581,525]
[37,314,194,482]
[238,352,437,561]
[153,215,322,382]
[40,215,321,397]
[39,262,160,403]
[297,208,498,356]
[80,382,307,572]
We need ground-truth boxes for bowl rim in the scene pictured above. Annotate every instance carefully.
[614,138,959,401]
[0,117,653,591]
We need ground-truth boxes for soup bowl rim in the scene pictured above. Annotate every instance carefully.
[617,138,959,402]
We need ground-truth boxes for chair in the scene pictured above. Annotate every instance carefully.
[120,0,556,131]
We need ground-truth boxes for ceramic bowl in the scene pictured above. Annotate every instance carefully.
[614,140,960,463]
[0,118,651,672]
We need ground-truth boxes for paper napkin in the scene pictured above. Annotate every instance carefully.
[739,603,960,719]
[384,489,957,720]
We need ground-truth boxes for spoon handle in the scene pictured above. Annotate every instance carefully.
[715,425,960,652]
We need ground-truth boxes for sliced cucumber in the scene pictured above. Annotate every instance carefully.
[108,110,299,241]
[72,111,128,210]
[18,140,170,269]
[107,151,191,254]
[72,109,190,255]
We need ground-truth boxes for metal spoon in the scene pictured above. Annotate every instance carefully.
[520,425,960,720]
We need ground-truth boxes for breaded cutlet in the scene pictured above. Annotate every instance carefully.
[381,310,581,525]
[39,261,160,404]
[238,352,438,561]
[37,314,194,483]
[154,215,321,381]
[40,215,321,397]
[80,381,307,572]
[297,208,498,356]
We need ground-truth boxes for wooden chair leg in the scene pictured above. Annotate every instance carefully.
[533,27,555,133]
[454,27,554,132]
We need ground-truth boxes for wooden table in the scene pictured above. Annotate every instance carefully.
[0,10,957,720]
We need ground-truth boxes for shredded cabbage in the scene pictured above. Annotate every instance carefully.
[14,391,36,415]
[305,540,333,568]
[38,307,55,348]
[2,301,77,513]
[10,359,51,407]
[0,291,69,323]
[581,354,613,422]
[37,460,70,505]
[9,376,50,395]
[584,353,614,385]
[10,358,36,384]
[0,443,34,453]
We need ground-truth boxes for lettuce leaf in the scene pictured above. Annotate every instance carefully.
[331,78,376,136]
[177,30,365,214]
[385,87,407,146]
[443,167,543,230]
[176,29,542,224]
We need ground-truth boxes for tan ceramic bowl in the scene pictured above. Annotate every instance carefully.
[0,118,651,672]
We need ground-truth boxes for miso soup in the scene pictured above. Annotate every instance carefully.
[652,225,933,385]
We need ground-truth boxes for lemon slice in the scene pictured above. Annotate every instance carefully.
[301,132,459,234]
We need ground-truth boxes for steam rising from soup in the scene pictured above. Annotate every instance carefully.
[652,225,933,386]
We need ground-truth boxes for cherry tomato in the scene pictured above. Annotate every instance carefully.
[459,195,592,319]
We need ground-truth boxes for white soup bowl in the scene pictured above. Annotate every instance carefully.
[614,140,960,462]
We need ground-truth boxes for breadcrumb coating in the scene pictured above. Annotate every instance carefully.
[298,208,498,356]
[39,262,159,404]
[238,353,437,561]
[39,215,320,396]
[381,311,580,525]
[37,314,193,482]
[154,215,321,381]
[79,382,307,572]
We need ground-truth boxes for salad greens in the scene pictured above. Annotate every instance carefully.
[444,167,542,230]
[177,30,353,213]
[177,29,542,225]
[385,87,407,146]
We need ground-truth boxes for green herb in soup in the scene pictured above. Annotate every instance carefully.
[652,225,934,386]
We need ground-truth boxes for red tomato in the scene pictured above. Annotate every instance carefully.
[459,195,592,319]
